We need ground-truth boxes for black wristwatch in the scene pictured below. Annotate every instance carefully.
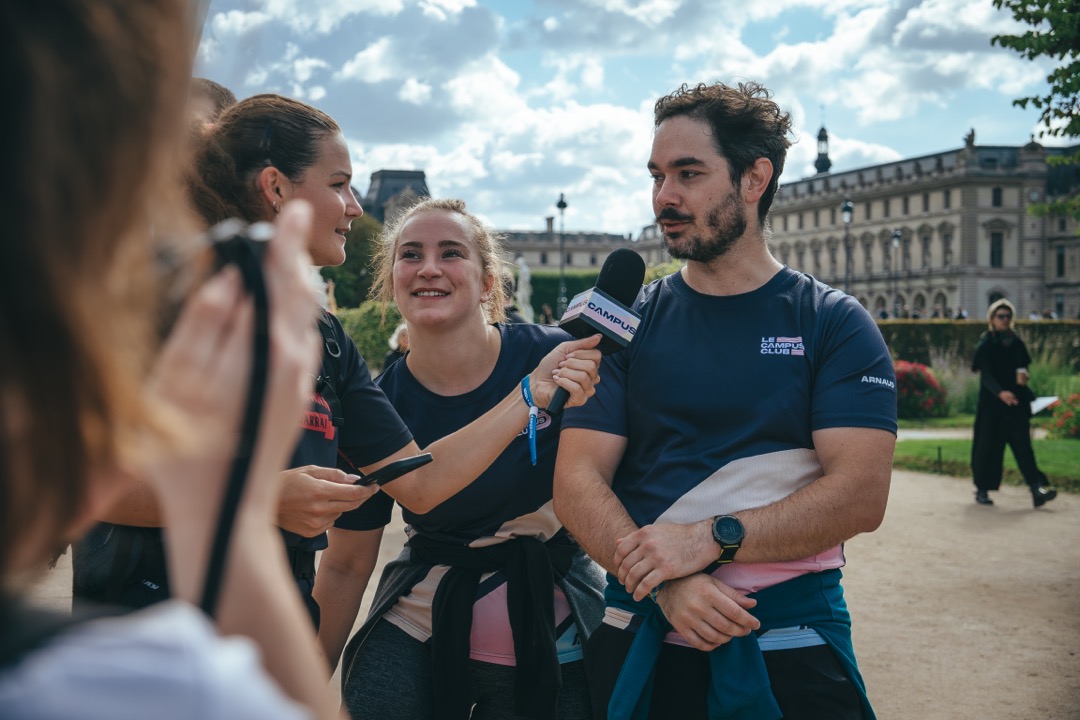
[711,515,744,564]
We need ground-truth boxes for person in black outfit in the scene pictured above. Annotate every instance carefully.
[970,299,1057,507]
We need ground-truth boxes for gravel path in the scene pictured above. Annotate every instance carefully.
[26,465,1079,719]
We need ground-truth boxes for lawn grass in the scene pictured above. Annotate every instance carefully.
[897,415,975,430]
[893,438,1080,492]
[898,413,1057,430]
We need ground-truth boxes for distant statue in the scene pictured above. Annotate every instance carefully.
[514,255,534,323]
[964,128,975,147]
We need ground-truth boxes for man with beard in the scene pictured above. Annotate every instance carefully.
[553,81,897,720]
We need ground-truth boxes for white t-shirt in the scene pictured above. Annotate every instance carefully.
[0,601,310,720]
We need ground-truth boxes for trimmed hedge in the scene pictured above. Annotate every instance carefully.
[525,269,601,315]
[522,260,684,315]
[876,320,1080,370]
[336,302,402,373]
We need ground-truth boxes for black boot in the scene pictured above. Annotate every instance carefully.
[1032,485,1057,508]
[975,490,993,505]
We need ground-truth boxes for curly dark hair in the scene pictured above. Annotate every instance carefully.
[654,81,793,224]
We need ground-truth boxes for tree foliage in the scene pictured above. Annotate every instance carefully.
[992,0,1080,223]
[321,213,383,309]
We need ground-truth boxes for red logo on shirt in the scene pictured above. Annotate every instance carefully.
[301,393,335,440]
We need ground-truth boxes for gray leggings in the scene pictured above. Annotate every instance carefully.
[342,618,592,720]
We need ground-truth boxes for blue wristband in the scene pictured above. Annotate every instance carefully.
[520,376,538,466]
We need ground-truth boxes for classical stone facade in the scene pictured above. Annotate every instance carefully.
[770,129,1080,320]
[500,216,670,272]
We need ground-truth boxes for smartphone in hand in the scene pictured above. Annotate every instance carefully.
[354,453,433,486]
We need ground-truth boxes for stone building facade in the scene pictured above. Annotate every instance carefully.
[500,215,669,272]
[770,129,1080,320]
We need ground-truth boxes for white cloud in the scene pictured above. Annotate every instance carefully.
[591,0,681,26]
[293,57,329,83]
[399,78,434,104]
[340,38,401,83]
[197,0,1060,234]
[210,10,272,36]
[444,58,527,126]
[261,0,404,34]
[245,66,270,86]
[420,0,476,21]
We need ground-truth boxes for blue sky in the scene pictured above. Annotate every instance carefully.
[195,0,1059,235]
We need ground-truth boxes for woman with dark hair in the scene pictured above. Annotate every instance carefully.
[323,198,607,720]
[75,93,399,626]
[0,2,336,716]
[970,298,1057,507]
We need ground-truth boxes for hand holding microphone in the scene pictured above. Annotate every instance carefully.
[547,248,646,413]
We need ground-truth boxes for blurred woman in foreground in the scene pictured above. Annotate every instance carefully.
[0,2,336,717]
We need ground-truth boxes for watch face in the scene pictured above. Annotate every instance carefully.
[715,515,745,544]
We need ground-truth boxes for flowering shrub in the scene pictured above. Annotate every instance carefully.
[894,360,949,419]
[1049,393,1080,440]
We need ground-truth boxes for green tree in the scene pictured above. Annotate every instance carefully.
[992,0,1080,225]
[322,214,383,309]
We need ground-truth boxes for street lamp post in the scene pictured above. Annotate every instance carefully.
[892,228,902,318]
[841,196,853,294]
[556,193,568,316]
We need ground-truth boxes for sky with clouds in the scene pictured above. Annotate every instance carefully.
[195,0,1059,235]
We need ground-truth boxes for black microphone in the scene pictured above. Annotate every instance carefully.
[547,248,646,413]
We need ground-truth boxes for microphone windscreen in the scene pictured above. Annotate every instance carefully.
[595,248,646,307]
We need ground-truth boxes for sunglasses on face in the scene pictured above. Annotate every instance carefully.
[994,313,1012,320]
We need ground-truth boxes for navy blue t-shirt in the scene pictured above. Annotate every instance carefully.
[337,323,570,542]
[284,313,413,552]
[562,267,897,530]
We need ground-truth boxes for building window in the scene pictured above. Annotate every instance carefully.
[990,231,1003,268]
[903,238,911,271]
[943,189,951,210]
[814,209,820,228]
[829,246,837,276]
[883,199,891,218]
[812,247,821,274]
[922,192,930,212]
[902,196,910,215]
[1056,294,1064,319]
[922,236,931,269]
[1060,218,1067,232]
[796,247,805,267]
[798,213,804,230]
[540,252,547,265]
[864,242,873,274]
[830,207,837,225]
[992,187,1003,207]
[783,215,788,232]
[943,232,953,266]
[864,202,872,220]
[1057,245,1066,277]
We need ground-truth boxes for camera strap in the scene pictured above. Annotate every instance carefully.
[198,226,271,619]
